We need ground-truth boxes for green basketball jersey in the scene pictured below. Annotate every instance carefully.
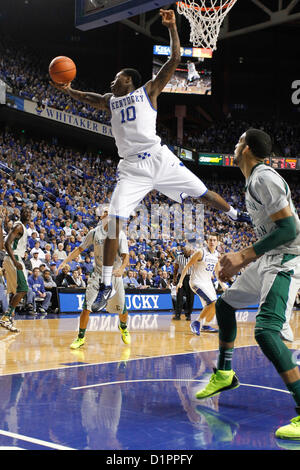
[245,163,300,255]
[8,221,28,258]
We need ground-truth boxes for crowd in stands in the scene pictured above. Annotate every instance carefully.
[0,35,110,125]
[181,117,300,156]
[0,126,300,315]
[1,34,300,157]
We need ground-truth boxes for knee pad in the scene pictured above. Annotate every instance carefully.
[255,327,296,373]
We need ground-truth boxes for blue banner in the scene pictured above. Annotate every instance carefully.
[58,289,173,313]
[125,292,173,311]
[58,289,258,314]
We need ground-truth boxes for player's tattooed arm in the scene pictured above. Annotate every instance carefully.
[176,250,203,291]
[201,190,231,212]
[145,9,181,106]
[51,82,112,111]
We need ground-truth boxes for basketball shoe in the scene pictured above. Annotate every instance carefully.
[91,283,115,312]
[119,324,131,345]
[0,315,20,333]
[70,336,85,349]
[201,325,219,333]
[195,368,240,399]
[190,320,200,336]
[275,415,300,440]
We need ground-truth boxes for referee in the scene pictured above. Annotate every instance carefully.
[173,245,195,321]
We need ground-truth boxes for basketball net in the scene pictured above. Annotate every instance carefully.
[176,0,238,51]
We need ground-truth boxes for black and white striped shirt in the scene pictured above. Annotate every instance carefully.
[175,253,193,275]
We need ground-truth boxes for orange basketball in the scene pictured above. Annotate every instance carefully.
[49,56,76,84]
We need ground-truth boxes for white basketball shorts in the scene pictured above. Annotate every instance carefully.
[190,278,217,306]
[84,270,125,314]
[109,144,208,220]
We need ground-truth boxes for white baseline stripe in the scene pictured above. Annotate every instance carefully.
[239,383,290,394]
[71,378,290,394]
[0,430,75,450]
[72,378,204,390]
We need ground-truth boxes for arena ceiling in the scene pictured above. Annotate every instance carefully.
[1,0,300,45]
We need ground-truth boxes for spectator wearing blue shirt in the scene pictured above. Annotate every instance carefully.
[144,261,153,273]
[37,194,45,211]
[68,235,77,251]
[53,220,63,234]
[68,257,81,272]
[123,270,139,288]
[161,260,174,275]
[82,255,93,275]
[56,196,66,210]
[28,231,39,250]
[153,269,163,288]
[27,267,52,313]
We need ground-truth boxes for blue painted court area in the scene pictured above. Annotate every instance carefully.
[0,346,298,450]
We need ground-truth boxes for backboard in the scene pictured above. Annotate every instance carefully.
[75,0,171,31]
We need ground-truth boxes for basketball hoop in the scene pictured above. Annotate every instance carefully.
[176,0,238,51]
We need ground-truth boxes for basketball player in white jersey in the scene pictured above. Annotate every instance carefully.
[1,207,31,332]
[52,9,250,312]
[186,60,200,84]
[177,233,225,334]
[57,211,130,349]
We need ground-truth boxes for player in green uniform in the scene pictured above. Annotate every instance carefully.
[196,129,300,441]
[57,213,130,349]
[1,208,31,332]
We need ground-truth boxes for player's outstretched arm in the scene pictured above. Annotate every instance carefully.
[176,250,203,291]
[145,9,181,104]
[56,246,83,275]
[51,82,112,112]
[201,190,251,223]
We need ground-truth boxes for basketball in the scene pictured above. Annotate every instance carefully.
[49,56,76,84]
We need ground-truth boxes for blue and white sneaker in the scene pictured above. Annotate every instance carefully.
[201,325,219,333]
[91,283,115,312]
[190,320,201,336]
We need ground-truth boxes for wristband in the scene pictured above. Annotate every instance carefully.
[226,206,238,220]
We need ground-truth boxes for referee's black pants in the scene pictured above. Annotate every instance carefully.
[175,275,195,318]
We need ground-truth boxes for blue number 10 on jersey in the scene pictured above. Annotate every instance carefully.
[120,106,136,123]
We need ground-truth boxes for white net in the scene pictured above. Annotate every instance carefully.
[176,0,238,51]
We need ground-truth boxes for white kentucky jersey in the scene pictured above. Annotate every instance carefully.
[190,247,220,285]
[6,221,28,258]
[80,222,129,273]
[109,86,161,159]
[187,62,199,79]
